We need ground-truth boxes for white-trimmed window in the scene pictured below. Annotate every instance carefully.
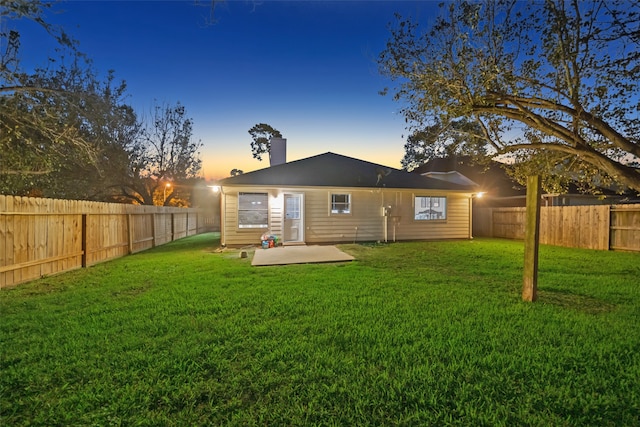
[330,193,351,214]
[414,196,446,220]
[238,192,268,228]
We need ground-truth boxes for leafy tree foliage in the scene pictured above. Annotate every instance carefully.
[1,0,75,47]
[401,118,488,171]
[379,0,640,193]
[1,1,134,198]
[1,2,202,205]
[116,102,202,206]
[248,123,282,161]
[2,2,88,192]
[1,56,139,199]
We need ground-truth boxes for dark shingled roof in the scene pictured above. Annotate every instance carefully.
[219,152,477,191]
[412,156,525,197]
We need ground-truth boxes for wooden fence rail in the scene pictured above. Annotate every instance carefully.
[0,195,216,288]
[473,204,640,252]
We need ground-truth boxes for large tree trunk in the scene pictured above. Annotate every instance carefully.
[523,175,542,302]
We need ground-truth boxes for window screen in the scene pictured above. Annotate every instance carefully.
[331,194,351,214]
[238,192,268,228]
[414,196,446,220]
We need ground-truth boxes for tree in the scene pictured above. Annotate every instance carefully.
[248,123,282,162]
[1,2,203,205]
[379,0,640,193]
[1,1,76,52]
[115,102,202,206]
[401,118,488,171]
[1,0,86,179]
[1,0,138,199]
[0,54,139,198]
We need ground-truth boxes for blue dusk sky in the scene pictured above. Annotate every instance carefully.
[10,0,442,179]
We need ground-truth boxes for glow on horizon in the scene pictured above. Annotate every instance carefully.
[200,137,407,180]
[11,1,429,183]
[195,105,410,180]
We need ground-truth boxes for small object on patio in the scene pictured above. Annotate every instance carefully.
[261,233,279,248]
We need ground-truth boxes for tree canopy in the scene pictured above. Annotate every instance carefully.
[248,123,282,162]
[0,56,139,199]
[401,118,488,171]
[1,1,202,205]
[1,1,99,191]
[117,102,202,206]
[379,0,640,193]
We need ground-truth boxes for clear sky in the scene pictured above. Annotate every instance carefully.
[10,0,440,180]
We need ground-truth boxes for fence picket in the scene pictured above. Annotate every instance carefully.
[0,195,216,288]
[474,204,639,251]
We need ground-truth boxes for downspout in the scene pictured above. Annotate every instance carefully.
[393,191,398,242]
[380,190,386,243]
[469,194,473,239]
[393,216,398,242]
[384,209,388,243]
[219,186,226,246]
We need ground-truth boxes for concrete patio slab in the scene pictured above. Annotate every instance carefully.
[251,245,355,266]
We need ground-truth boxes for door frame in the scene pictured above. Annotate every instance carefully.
[283,192,305,244]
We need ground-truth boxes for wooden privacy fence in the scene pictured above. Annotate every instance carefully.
[0,195,216,288]
[473,204,640,251]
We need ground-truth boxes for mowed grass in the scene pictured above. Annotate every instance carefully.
[1,234,639,426]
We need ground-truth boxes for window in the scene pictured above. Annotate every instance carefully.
[331,193,351,214]
[238,192,268,228]
[414,196,446,220]
[285,195,300,219]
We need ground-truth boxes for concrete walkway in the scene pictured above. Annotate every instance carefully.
[251,245,355,266]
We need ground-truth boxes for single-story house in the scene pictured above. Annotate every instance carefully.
[216,147,480,247]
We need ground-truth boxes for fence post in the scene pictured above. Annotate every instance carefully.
[171,213,175,241]
[151,213,156,248]
[81,214,88,268]
[488,208,494,237]
[607,205,612,250]
[127,214,133,254]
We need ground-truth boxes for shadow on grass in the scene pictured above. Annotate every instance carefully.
[538,289,617,314]
[147,232,221,253]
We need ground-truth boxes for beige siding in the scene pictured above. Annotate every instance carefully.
[221,185,472,246]
[305,189,383,243]
[268,192,284,237]
[221,188,283,246]
[392,193,471,241]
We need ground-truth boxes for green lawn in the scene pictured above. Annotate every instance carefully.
[1,234,639,426]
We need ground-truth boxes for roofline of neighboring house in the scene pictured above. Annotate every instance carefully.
[485,193,628,199]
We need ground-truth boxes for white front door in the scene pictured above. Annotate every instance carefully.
[283,193,304,244]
